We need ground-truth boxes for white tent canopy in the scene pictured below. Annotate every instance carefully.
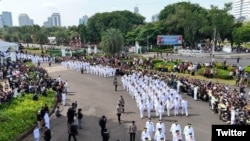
[0,40,19,52]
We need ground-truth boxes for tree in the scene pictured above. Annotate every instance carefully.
[159,2,208,48]
[78,24,88,45]
[87,10,145,43]
[232,25,250,45]
[54,30,69,46]
[207,3,235,45]
[34,31,48,55]
[100,28,124,55]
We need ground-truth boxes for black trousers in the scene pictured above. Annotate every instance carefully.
[115,85,117,91]
[68,133,77,141]
[130,133,136,141]
[117,113,121,123]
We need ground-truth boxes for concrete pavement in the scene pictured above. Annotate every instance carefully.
[20,64,226,141]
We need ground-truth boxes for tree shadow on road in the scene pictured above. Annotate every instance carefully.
[124,111,135,115]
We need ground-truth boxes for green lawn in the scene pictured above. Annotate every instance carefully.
[0,90,56,141]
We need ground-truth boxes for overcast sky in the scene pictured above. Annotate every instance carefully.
[0,0,233,26]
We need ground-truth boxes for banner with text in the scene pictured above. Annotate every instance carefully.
[212,125,250,141]
[157,35,182,45]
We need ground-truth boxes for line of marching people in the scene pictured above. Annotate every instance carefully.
[141,119,195,141]
[121,72,189,120]
[61,60,116,77]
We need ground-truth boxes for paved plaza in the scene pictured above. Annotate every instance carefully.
[21,61,227,141]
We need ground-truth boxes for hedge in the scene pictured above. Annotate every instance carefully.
[244,65,250,74]
[215,62,235,72]
[154,62,175,72]
[25,47,40,50]
[197,68,233,80]
[0,90,56,141]
[152,59,163,64]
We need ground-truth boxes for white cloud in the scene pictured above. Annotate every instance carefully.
[41,2,58,12]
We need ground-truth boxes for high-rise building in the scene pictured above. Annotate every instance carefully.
[79,15,88,25]
[43,13,61,27]
[234,0,250,21]
[43,17,52,27]
[134,6,139,14]
[1,11,13,27]
[18,14,34,26]
[51,13,61,26]
[0,15,3,28]
[152,14,159,22]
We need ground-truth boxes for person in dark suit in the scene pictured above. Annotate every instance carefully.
[43,126,51,141]
[68,121,77,141]
[81,67,84,74]
[67,106,76,127]
[113,76,118,91]
[99,115,107,136]
[102,128,110,141]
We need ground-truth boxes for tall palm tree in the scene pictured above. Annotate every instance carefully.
[100,28,124,55]
[34,31,48,56]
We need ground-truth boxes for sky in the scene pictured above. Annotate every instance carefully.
[0,0,233,27]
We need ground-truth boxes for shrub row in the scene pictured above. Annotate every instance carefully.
[0,90,56,141]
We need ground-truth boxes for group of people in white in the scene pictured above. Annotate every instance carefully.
[121,72,189,120]
[61,60,116,77]
[141,119,195,141]
[16,53,53,64]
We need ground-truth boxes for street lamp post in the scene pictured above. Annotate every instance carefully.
[147,36,149,52]
[212,27,216,53]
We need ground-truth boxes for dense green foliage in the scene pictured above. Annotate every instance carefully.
[1,1,248,49]
[0,90,56,141]
[149,59,237,80]
[100,28,124,55]
[244,65,250,74]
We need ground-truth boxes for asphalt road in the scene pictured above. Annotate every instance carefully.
[143,52,250,67]
[21,63,226,141]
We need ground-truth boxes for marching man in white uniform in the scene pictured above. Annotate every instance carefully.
[183,123,195,141]
[170,121,182,141]
[165,97,172,117]
[181,97,188,116]
[154,128,166,141]
[146,98,154,118]
[139,99,145,119]
[173,130,182,141]
[158,102,165,120]
[155,120,165,134]
[141,127,151,141]
[145,118,155,138]
[173,97,180,116]
[187,133,196,141]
